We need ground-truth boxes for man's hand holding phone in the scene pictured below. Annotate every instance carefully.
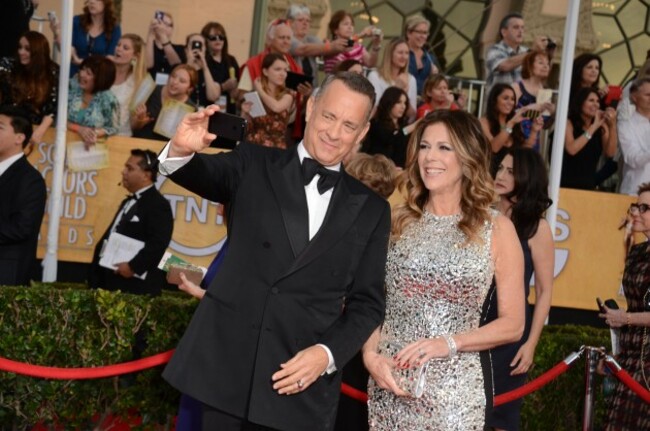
[170,106,220,157]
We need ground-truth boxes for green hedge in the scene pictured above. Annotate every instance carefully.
[0,285,196,429]
[0,285,612,429]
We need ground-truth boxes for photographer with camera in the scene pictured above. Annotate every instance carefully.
[145,10,184,83]
[183,33,222,108]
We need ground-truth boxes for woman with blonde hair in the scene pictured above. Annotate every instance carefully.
[367,37,417,120]
[109,33,146,136]
[363,110,524,429]
[131,63,197,141]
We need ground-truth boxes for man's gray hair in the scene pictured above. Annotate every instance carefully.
[316,72,376,121]
[286,4,311,20]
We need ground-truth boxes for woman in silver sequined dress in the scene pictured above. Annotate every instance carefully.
[363,110,525,430]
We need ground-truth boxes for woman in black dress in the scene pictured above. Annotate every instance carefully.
[561,87,617,190]
[485,147,554,430]
[361,86,417,168]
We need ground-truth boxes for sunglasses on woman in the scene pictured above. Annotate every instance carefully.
[207,34,225,42]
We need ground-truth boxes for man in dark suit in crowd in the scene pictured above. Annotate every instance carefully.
[89,149,173,296]
[160,72,390,430]
[0,105,46,286]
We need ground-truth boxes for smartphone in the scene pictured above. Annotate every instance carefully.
[154,10,164,21]
[285,71,312,90]
[346,38,354,48]
[596,297,606,313]
[191,40,203,51]
[597,297,620,312]
[208,111,247,143]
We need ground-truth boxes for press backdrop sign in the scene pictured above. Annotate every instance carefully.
[28,131,227,269]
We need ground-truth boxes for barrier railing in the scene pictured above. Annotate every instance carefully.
[1,344,648,429]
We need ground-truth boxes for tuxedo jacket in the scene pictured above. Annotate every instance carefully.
[0,156,46,286]
[162,143,390,430]
[89,186,173,295]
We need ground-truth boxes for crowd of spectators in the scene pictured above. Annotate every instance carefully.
[0,3,645,196]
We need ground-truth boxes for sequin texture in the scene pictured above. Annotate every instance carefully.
[368,211,495,430]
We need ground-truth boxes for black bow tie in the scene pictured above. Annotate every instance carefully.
[301,157,340,194]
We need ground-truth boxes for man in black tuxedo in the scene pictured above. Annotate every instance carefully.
[0,105,46,286]
[89,149,173,296]
[160,72,390,430]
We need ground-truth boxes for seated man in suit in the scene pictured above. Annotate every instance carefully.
[0,105,47,286]
[160,72,391,431]
[89,149,173,296]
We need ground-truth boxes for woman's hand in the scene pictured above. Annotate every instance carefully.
[253,77,263,92]
[177,272,205,299]
[362,350,408,396]
[531,115,544,132]
[77,126,97,148]
[604,107,617,125]
[510,341,536,375]
[394,73,409,92]
[240,100,253,116]
[599,306,628,328]
[395,336,450,368]
[296,82,313,98]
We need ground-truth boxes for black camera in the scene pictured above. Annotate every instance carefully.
[546,37,557,50]
[191,40,203,51]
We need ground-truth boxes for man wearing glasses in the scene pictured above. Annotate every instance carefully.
[89,149,173,296]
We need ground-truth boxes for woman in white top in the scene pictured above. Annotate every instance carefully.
[108,34,146,136]
[367,37,417,121]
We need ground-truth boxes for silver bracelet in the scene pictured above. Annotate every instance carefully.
[441,334,457,359]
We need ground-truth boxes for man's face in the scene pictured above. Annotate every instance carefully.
[632,82,650,113]
[0,115,24,162]
[501,17,524,46]
[292,14,311,39]
[269,24,293,54]
[121,155,152,193]
[303,80,371,166]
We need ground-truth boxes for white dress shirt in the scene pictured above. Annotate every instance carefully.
[618,110,650,195]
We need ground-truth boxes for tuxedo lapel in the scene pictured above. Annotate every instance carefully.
[267,150,309,258]
[282,172,367,278]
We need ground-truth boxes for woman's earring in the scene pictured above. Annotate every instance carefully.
[131,58,137,67]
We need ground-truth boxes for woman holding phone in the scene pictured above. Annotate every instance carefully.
[184,33,221,108]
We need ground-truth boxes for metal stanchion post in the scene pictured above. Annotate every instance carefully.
[582,347,604,431]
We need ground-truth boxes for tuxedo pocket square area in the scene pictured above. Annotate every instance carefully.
[129,215,140,222]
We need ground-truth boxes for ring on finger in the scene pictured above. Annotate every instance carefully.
[418,348,425,358]
[297,379,304,389]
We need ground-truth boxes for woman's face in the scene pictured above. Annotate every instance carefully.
[263,59,289,87]
[494,154,515,196]
[407,23,429,49]
[428,80,449,104]
[207,29,225,54]
[78,67,96,92]
[390,94,407,120]
[630,191,650,238]
[496,88,516,115]
[167,68,192,97]
[581,59,600,86]
[84,0,105,15]
[336,16,354,39]
[417,122,463,197]
[581,92,600,118]
[113,38,136,65]
[17,37,31,66]
[391,42,410,69]
[531,54,550,79]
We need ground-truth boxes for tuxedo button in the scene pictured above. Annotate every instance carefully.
[271,287,279,294]
[262,241,271,248]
